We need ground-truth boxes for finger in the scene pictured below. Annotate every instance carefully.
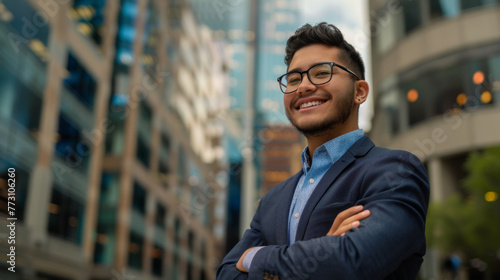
[337,210,371,229]
[327,210,371,236]
[332,221,360,236]
[332,210,371,236]
[329,205,364,234]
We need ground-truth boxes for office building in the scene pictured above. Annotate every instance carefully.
[369,0,500,278]
[0,0,228,279]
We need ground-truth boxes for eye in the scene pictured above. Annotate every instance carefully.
[286,75,301,85]
[314,71,331,77]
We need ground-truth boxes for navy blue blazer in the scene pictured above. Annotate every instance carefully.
[217,136,430,280]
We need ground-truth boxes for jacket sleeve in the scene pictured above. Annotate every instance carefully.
[247,151,430,280]
[216,198,267,279]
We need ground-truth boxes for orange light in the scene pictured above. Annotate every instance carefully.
[68,216,78,227]
[473,71,485,85]
[49,203,59,214]
[485,191,498,202]
[152,248,162,258]
[129,243,140,253]
[97,234,108,244]
[456,93,467,106]
[481,91,492,103]
[407,89,419,103]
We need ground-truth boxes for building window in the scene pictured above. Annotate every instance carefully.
[64,52,97,110]
[128,233,144,270]
[137,100,152,168]
[132,182,146,215]
[172,218,180,280]
[429,0,460,19]
[55,114,90,175]
[177,147,187,187]
[94,173,119,265]
[100,173,119,206]
[2,1,50,64]
[396,51,499,130]
[461,0,500,10]
[0,69,43,136]
[403,63,464,126]
[105,109,125,155]
[48,188,84,244]
[187,230,194,280]
[401,0,422,34]
[115,0,138,69]
[155,203,166,229]
[136,132,150,168]
[142,1,159,71]
[151,245,164,277]
[380,89,402,135]
[0,160,29,221]
[70,0,107,45]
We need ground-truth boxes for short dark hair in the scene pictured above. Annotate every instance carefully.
[285,22,365,80]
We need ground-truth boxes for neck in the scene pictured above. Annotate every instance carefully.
[306,121,359,157]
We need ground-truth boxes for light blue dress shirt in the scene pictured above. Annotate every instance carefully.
[243,129,365,270]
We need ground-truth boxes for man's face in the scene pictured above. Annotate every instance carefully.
[284,44,356,136]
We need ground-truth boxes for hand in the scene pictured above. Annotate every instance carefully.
[236,247,254,273]
[327,205,371,236]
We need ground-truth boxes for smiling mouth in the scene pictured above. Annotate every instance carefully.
[299,100,326,110]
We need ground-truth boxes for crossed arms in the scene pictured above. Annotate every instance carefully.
[217,151,430,280]
[236,205,371,272]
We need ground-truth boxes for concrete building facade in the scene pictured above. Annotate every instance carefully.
[0,0,228,279]
[369,0,500,278]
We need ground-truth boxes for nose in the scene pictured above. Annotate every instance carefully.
[297,73,316,94]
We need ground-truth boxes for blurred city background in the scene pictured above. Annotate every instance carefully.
[0,0,499,279]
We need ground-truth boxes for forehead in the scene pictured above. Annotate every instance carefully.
[288,44,343,71]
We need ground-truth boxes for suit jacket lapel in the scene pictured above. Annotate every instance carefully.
[275,170,303,245]
[294,136,374,242]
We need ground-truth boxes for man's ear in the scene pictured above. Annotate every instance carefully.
[354,80,369,105]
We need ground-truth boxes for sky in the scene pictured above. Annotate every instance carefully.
[299,0,373,131]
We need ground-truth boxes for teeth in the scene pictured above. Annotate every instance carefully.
[300,100,325,109]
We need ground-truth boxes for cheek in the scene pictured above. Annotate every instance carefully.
[283,95,293,109]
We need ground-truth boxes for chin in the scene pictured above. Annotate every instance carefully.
[291,118,344,136]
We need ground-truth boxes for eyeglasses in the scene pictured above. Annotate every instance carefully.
[277,62,360,94]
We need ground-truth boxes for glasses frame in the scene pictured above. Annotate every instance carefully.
[277,62,360,94]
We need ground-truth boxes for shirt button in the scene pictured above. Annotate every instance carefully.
[295,213,299,218]
[309,178,314,183]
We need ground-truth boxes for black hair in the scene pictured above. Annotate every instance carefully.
[285,22,365,80]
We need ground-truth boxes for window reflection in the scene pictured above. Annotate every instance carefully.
[132,182,146,215]
[389,53,499,131]
[155,203,166,229]
[94,173,118,265]
[0,68,43,136]
[136,131,151,168]
[115,0,138,70]
[461,0,500,10]
[151,245,164,277]
[374,0,500,54]
[401,0,422,34]
[64,52,97,110]
[70,0,107,45]
[48,187,84,244]
[55,114,90,174]
[143,1,159,71]
[128,232,144,270]
[430,0,460,19]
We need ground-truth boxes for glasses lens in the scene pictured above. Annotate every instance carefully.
[309,63,332,85]
[280,72,301,93]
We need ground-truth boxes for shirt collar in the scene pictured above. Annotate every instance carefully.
[300,129,365,173]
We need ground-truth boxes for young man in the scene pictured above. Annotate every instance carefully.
[217,23,429,280]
